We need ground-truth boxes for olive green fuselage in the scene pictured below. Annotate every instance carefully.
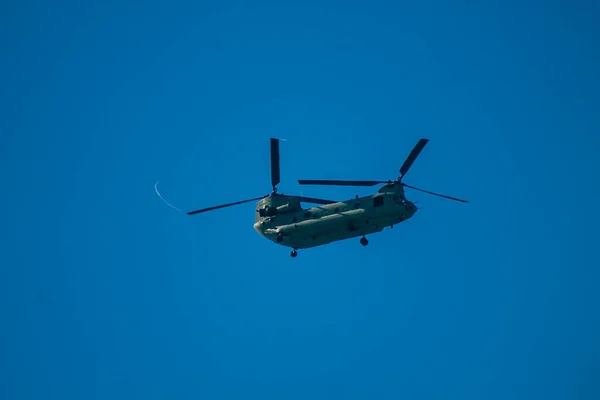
[253,183,417,249]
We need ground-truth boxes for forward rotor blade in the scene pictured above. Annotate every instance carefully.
[402,183,468,203]
[270,138,280,189]
[295,196,338,205]
[399,138,429,178]
[187,196,267,215]
[298,179,387,186]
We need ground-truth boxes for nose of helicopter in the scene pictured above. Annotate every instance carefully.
[253,221,277,239]
[406,201,417,214]
[253,221,264,235]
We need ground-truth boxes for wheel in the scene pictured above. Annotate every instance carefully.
[291,249,298,257]
[360,236,368,246]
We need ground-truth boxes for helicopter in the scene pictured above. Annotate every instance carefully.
[186,138,468,257]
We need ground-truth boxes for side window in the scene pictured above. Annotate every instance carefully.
[373,196,384,207]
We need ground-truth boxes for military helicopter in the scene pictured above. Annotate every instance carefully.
[186,138,468,257]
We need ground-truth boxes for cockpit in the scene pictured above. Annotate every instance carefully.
[372,189,415,213]
[255,196,302,222]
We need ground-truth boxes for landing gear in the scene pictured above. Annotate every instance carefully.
[291,249,298,257]
[360,236,368,246]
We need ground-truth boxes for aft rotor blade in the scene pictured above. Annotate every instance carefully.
[399,138,429,178]
[298,179,387,186]
[270,138,280,189]
[295,196,338,205]
[402,183,469,203]
[187,196,267,215]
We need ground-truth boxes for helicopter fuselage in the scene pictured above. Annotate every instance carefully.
[181,137,466,257]
[253,183,417,249]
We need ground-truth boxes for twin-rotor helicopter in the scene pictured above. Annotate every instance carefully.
[184,138,468,257]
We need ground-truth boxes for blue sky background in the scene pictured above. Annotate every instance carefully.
[1,1,599,399]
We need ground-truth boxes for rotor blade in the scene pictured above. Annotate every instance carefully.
[187,196,267,215]
[402,183,469,203]
[295,196,338,205]
[298,179,387,186]
[399,138,429,178]
[270,138,280,189]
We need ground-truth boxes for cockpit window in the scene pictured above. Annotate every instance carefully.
[373,196,384,207]
[259,206,278,217]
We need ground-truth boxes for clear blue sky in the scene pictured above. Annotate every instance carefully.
[1,1,599,399]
